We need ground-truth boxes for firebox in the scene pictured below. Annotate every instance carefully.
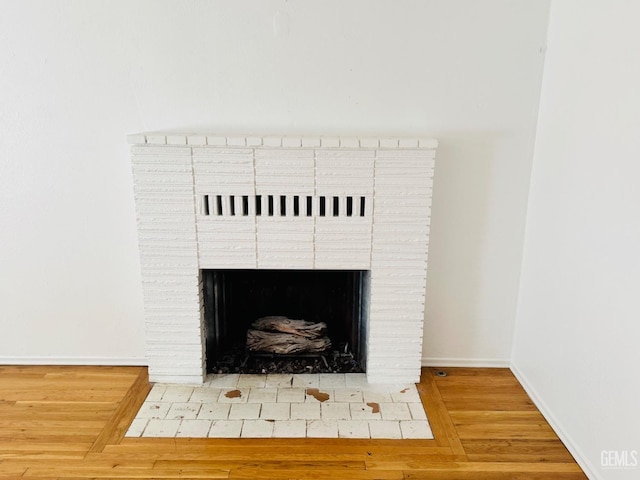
[203,269,368,374]
[129,133,436,384]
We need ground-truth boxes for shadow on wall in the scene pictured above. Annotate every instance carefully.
[423,132,502,361]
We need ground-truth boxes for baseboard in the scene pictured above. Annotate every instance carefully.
[0,356,149,366]
[510,362,599,480]
[421,357,510,368]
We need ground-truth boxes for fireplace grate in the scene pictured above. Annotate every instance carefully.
[201,194,367,218]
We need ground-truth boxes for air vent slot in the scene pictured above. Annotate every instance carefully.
[306,196,313,217]
[242,196,249,216]
[216,195,223,216]
[267,195,274,216]
[293,196,300,216]
[201,194,370,219]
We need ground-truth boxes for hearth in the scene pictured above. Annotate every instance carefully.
[129,134,436,384]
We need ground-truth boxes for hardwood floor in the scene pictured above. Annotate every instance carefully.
[0,365,587,479]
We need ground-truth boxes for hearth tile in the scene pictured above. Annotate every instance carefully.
[260,402,290,420]
[379,403,412,421]
[319,373,346,389]
[166,134,187,145]
[338,420,370,438]
[187,135,207,146]
[272,420,306,438]
[282,137,302,147]
[333,388,363,403]
[176,419,212,437]
[291,373,319,388]
[248,387,278,403]
[263,136,282,147]
[408,402,428,420]
[217,388,249,403]
[344,373,369,388]
[265,374,293,388]
[276,388,306,403]
[301,137,321,148]
[197,403,231,420]
[380,138,399,148]
[305,389,333,403]
[349,403,382,421]
[368,420,402,439]
[136,401,171,419]
[206,374,239,388]
[241,419,274,438]
[321,402,351,420]
[130,375,431,439]
[246,136,263,146]
[161,386,195,402]
[143,419,181,437]
[125,418,148,437]
[206,135,227,146]
[306,420,338,438]
[340,137,360,148]
[166,402,201,420]
[190,387,222,403]
[229,403,261,420]
[359,138,379,148]
[146,384,167,401]
[362,389,393,404]
[145,134,166,144]
[237,374,267,388]
[399,420,433,439]
[290,402,321,420]
[390,385,421,403]
[208,420,243,438]
[226,136,246,146]
[320,137,340,148]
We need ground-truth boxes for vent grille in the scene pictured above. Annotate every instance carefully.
[201,194,368,218]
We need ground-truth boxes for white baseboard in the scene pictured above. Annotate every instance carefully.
[510,362,599,480]
[422,357,510,368]
[0,356,148,366]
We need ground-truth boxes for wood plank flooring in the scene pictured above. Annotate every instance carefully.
[0,365,587,479]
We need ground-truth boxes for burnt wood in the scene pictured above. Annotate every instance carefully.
[251,316,327,338]
[246,329,331,354]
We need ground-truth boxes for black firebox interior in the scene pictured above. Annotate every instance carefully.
[202,269,367,373]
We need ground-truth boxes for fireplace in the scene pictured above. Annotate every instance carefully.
[129,134,436,384]
[203,269,368,374]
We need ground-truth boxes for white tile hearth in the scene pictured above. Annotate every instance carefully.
[126,373,433,439]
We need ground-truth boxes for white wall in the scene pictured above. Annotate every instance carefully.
[512,1,640,479]
[0,0,549,364]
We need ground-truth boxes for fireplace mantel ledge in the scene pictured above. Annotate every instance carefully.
[127,133,438,150]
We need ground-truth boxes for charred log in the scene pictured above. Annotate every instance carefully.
[246,329,331,354]
[251,316,327,339]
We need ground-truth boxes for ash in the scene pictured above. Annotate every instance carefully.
[209,342,364,375]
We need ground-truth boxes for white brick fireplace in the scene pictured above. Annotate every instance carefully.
[129,134,436,384]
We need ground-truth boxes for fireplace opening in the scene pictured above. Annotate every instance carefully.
[203,269,369,374]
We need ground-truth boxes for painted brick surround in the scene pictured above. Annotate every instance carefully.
[129,134,437,384]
